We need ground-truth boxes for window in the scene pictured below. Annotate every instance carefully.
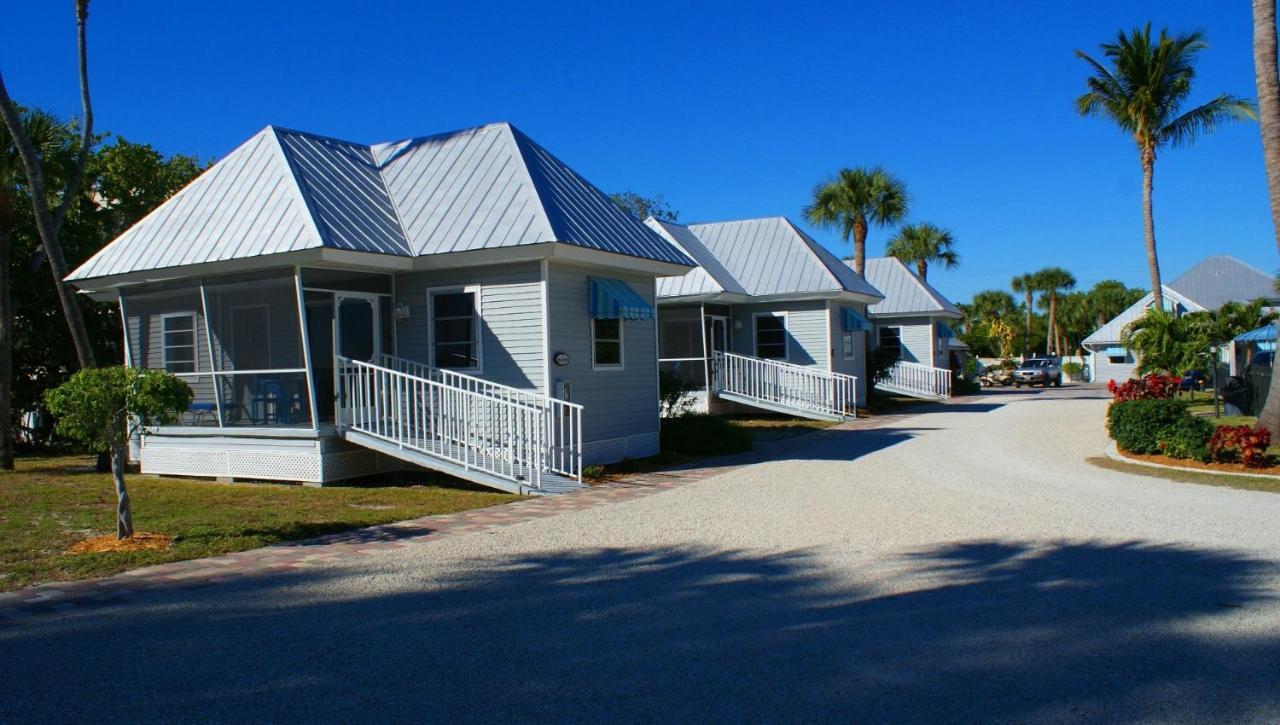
[592,318,623,369]
[754,314,787,360]
[1108,351,1128,364]
[842,330,855,359]
[430,288,479,370]
[878,327,902,361]
[161,314,197,373]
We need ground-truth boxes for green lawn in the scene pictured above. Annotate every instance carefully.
[1185,398,1256,428]
[0,456,521,592]
[1089,455,1280,495]
[726,414,837,442]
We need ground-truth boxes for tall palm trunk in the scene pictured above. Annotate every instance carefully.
[0,191,11,469]
[852,216,868,275]
[1253,0,1280,434]
[916,260,928,281]
[1140,147,1164,310]
[1046,293,1057,356]
[1022,291,1033,357]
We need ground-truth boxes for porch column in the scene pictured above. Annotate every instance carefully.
[295,267,320,432]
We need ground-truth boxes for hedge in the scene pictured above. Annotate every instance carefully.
[1106,399,1189,455]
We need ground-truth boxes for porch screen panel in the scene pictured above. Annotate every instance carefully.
[119,283,219,427]
[658,308,702,361]
[203,270,311,428]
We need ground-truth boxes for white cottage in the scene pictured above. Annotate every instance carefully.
[68,123,695,494]
[857,257,961,399]
[647,216,883,420]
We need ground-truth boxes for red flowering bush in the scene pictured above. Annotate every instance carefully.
[1107,374,1180,402]
[1208,426,1273,469]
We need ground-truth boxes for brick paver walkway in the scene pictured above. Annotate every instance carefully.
[0,407,930,624]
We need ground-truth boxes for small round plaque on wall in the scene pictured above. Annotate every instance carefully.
[553,351,571,366]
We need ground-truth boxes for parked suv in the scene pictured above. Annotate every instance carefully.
[1013,357,1062,388]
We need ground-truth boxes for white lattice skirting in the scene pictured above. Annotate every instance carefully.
[583,431,660,465]
[141,446,323,482]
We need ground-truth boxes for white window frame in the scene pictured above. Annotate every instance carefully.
[753,311,789,361]
[160,312,198,374]
[591,317,625,371]
[878,325,903,360]
[427,285,483,373]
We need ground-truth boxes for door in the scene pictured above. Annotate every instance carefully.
[334,294,382,423]
[706,315,729,387]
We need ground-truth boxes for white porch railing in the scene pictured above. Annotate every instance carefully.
[712,351,857,419]
[879,361,951,399]
[337,356,583,489]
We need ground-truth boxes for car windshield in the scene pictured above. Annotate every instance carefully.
[1024,360,1050,368]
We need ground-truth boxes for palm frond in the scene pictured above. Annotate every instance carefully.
[1159,93,1258,147]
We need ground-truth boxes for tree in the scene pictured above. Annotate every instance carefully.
[0,0,100,369]
[0,109,69,469]
[1011,273,1038,357]
[610,191,678,222]
[1122,307,1196,375]
[1033,267,1076,356]
[884,222,958,282]
[988,319,1019,359]
[970,290,1018,322]
[1086,279,1146,327]
[44,367,191,539]
[803,166,908,275]
[1077,24,1257,311]
[1252,0,1280,435]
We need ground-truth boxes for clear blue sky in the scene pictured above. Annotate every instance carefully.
[4,0,1274,302]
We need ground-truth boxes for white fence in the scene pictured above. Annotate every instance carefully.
[337,356,583,488]
[712,351,857,419]
[880,361,951,399]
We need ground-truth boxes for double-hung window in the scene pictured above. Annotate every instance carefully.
[161,313,197,373]
[754,314,787,360]
[430,288,480,370]
[878,326,902,361]
[592,319,623,369]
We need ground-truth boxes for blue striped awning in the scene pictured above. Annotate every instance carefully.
[935,322,956,339]
[1105,346,1126,357]
[588,277,653,321]
[842,307,872,332]
[1235,324,1277,342]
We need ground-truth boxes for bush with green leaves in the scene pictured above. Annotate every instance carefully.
[44,367,192,539]
[1106,398,1189,455]
[659,414,753,456]
[1061,361,1083,380]
[658,369,700,418]
[1156,415,1214,462]
[868,346,899,385]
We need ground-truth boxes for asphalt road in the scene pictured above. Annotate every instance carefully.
[3,385,1279,723]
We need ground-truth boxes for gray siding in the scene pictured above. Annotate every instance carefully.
[545,263,659,446]
[1090,346,1138,384]
[874,316,933,365]
[394,262,545,391]
[124,291,217,406]
[732,300,829,368]
[829,302,869,402]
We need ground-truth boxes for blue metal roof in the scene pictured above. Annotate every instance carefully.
[1236,324,1277,342]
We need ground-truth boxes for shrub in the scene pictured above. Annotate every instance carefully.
[1106,398,1188,454]
[659,414,753,456]
[868,347,898,384]
[659,370,700,418]
[1061,361,1083,380]
[1107,374,1180,402]
[1208,425,1273,468]
[1157,415,1214,462]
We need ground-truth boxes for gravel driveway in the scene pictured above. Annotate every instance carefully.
[3,386,1279,722]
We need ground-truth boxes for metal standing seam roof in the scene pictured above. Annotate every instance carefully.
[1082,285,1205,345]
[70,122,692,283]
[1166,255,1278,310]
[682,217,883,299]
[860,257,962,318]
[645,218,749,299]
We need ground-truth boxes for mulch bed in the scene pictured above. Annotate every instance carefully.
[66,532,173,554]
[1117,450,1280,477]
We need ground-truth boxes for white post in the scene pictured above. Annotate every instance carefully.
[294,268,320,432]
[197,280,224,428]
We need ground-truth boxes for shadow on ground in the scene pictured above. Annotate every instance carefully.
[2,539,1276,721]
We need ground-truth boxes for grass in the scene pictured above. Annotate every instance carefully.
[0,456,521,592]
[1088,455,1280,495]
[725,415,837,442]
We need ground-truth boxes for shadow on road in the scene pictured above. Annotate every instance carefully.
[2,539,1276,721]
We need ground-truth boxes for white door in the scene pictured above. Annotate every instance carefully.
[334,294,382,423]
[706,315,729,387]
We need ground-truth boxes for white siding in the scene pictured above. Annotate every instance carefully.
[394,263,545,391]
[874,316,933,365]
[545,263,659,459]
[731,300,828,367]
[829,302,869,402]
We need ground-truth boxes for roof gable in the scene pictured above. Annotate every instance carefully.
[70,127,325,280]
[646,218,748,298]
[861,257,962,317]
[684,217,882,299]
[1082,285,1204,345]
[1166,255,1276,310]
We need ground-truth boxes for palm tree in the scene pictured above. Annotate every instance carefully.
[884,222,958,282]
[1122,306,1196,375]
[1077,24,1257,310]
[804,166,908,275]
[970,290,1017,322]
[1033,267,1076,356]
[1086,279,1145,327]
[1252,0,1280,435]
[0,108,64,470]
[1010,274,1037,357]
